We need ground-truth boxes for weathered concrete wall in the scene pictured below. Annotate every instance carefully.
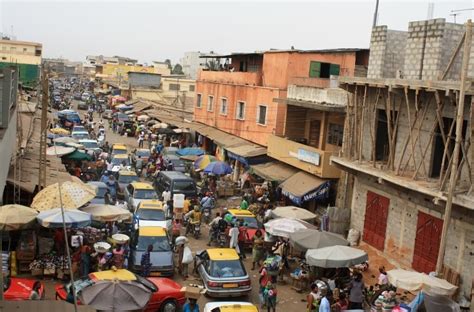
[287,85,348,106]
[351,174,474,298]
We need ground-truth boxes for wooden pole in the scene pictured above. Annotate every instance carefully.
[439,32,466,80]
[436,19,472,274]
[38,68,48,190]
[358,85,368,162]
[371,88,381,167]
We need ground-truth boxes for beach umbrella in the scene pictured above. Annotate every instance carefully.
[79,280,152,311]
[271,206,316,221]
[0,205,38,231]
[53,137,78,144]
[137,115,150,121]
[61,150,92,161]
[151,122,168,129]
[155,128,175,135]
[80,204,132,222]
[305,245,368,268]
[194,155,217,170]
[173,128,190,134]
[264,218,317,238]
[387,269,457,296]
[289,229,349,251]
[46,146,75,157]
[176,147,205,157]
[31,181,96,211]
[203,161,233,175]
[36,208,91,228]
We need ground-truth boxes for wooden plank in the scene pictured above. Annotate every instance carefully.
[439,32,466,80]
[358,85,368,162]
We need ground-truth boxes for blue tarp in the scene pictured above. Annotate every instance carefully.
[176,147,205,157]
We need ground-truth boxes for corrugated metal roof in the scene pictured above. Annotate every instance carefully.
[250,161,298,182]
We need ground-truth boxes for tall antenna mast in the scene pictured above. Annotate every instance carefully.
[372,0,380,28]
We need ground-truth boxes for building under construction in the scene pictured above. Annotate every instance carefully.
[332,18,474,298]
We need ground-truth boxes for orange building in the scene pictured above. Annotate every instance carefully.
[194,49,369,147]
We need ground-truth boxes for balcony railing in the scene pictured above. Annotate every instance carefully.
[198,70,262,86]
[267,134,341,179]
[287,84,348,107]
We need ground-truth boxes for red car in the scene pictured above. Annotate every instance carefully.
[55,269,185,312]
[4,277,45,300]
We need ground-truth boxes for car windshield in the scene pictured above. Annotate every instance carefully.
[118,175,139,184]
[208,260,246,278]
[73,133,89,139]
[82,141,99,149]
[137,208,165,221]
[112,158,130,166]
[173,181,195,192]
[134,190,157,199]
[136,150,150,157]
[170,159,184,167]
[73,126,85,132]
[112,149,127,155]
[236,216,259,229]
[118,114,129,120]
[137,235,170,252]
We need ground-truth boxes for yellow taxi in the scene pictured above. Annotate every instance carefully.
[134,200,172,232]
[195,248,251,298]
[111,143,128,156]
[204,302,258,312]
[227,209,263,247]
[110,154,131,172]
[125,182,158,211]
[130,226,174,277]
[117,170,139,197]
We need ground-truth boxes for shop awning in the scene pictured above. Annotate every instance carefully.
[279,171,331,205]
[250,161,299,183]
[128,101,152,114]
[226,143,267,158]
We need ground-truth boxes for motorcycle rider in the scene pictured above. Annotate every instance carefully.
[185,206,202,236]
[207,212,222,246]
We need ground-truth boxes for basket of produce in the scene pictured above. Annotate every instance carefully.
[94,242,111,254]
[111,234,129,244]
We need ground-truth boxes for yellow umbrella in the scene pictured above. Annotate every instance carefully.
[193,155,217,170]
[31,181,96,211]
[50,128,70,135]
[0,205,38,231]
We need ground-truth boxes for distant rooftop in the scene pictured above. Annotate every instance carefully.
[201,48,368,58]
[0,38,42,47]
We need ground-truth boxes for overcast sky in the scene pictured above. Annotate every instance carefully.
[1,0,472,64]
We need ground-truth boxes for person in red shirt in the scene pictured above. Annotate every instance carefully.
[238,221,249,259]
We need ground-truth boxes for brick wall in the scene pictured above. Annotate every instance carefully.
[351,174,474,298]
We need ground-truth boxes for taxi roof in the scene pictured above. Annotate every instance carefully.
[228,209,255,217]
[131,182,154,189]
[207,248,240,261]
[119,170,137,176]
[90,269,136,281]
[219,305,258,312]
[138,200,164,210]
[112,144,127,150]
[113,154,129,159]
[139,226,167,237]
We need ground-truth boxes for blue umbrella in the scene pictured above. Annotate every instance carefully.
[176,147,205,157]
[203,161,233,175]
[36,208,92,228]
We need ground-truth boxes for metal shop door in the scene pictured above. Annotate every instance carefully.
[412,211,443,273]
[363,191,389,251]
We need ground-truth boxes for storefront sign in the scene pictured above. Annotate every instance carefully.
[297,148,320,166]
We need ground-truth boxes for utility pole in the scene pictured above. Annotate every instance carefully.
[38,67,48,190]
[372,0,380,28]
[436,19,472,274]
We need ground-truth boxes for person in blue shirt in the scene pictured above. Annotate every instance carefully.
[99,171,110,183]
[319,293,331,312]
[183,298,199,312]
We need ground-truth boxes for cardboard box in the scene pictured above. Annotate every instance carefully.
[184,286,201,300]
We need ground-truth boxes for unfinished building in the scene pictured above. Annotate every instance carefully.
[332,18,474,299]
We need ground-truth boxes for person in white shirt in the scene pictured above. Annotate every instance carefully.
[378,266,388,286]
[229,223,240,254]
[162,188,171,202]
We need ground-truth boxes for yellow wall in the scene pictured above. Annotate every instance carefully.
[102,64,156,79]
[161,77,195,94]
[0,41,42,65]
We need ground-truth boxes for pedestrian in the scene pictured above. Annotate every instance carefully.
[177,241,193,279]
[252,229,265,270]
[80,241,92,276]
[141,244,153,277]
[172,219,182,243]
[162,188,171,202]
[319,292,331,312]
[138,132,144,148]
[183,298,199,312]
[238,221,249,259]
[147,132,153,149]
[229,222,240,254]
[112,244,125,269]
[307,283,320,312]
[240,197,249,210]
[263,281,277,312]
[348,272,365,309]
[333,292,349,312]
[378,266,388,287]
[29,281,42,300]
[259,265,270,308]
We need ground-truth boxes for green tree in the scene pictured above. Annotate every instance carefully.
[172,63,184,75]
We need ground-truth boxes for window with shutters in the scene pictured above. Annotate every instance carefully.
[207,96,214,112]
[220,98,228,115]
[257,105,267,125]
[196,94,202,108]
[309,61,340,78]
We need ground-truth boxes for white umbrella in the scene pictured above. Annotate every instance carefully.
[264,218,317,238]
[152,122,168,129]
[53,137,77,144]
[271,206,316,221]
[80,204,132,222]
[46,146,75,156]
[173,128,190,134]
[31,181,96,211]
[137,115,150,121]
[387,269,458,296]
[305,245,368,268]
[36,208,92,228]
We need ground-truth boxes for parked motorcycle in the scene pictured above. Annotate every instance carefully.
[192,222,201,239]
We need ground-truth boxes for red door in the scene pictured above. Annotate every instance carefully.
[412,211,443,273]
[363,191,389,251]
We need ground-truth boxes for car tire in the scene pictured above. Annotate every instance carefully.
[160,299,178,312]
